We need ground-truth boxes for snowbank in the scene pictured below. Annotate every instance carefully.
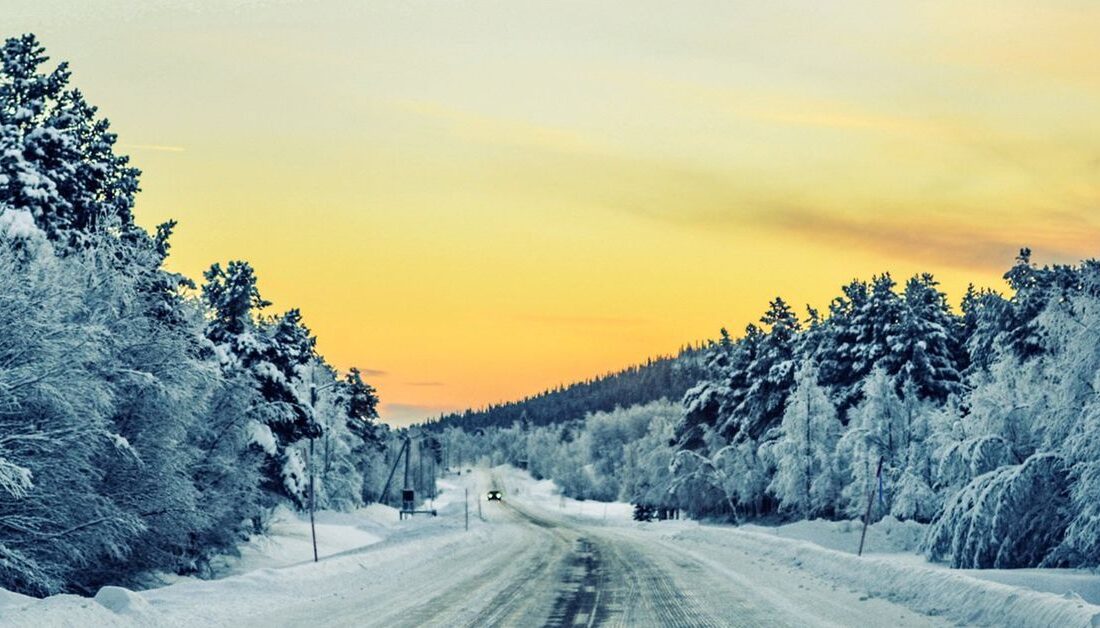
[0,497,446,627]
[206,504,392,576]
[671,525,1100,627]
[742,515,927,554]
[959,568,1100,607]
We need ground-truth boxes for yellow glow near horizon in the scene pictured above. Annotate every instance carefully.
[7,1,1099,424]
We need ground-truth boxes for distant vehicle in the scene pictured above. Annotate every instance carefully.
[486,490,503,501]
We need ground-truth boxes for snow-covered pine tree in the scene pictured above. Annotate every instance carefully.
[0,34,140,245]
[814,279,870,419]
[201,261,321,507]
[335,366,386,505]
[813,275,902,423]
[885,273,964,402]
[722,297,801,443]
[960,283,1011,374]
[677,327,739,451]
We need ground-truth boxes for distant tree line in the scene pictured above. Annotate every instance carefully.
[426,349,705,432]
[0,35,387,596]
[442,252,1100,570]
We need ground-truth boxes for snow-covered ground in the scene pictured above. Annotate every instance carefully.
[3,466,1099,627]
[739,512,1100,607]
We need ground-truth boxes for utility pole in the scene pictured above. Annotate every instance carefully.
[403,435,411,496]
[308,385,319,564]
[308,378,339,563]
[379,438,409,504]
[309,428,318,563]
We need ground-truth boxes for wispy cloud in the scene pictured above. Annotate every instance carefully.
[759,207,1100,271]
[356,368,388,377]
[118,143,186,153]
[637,75,942,139]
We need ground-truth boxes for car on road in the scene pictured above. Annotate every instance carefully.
[486,490,503,501]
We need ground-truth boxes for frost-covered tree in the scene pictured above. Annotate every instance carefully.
[621,401,681,508]
[0,234,135,595]
[768,361,841,518]
[585,404,654,500]
[837,369,939,521]
[923,255,1100,566]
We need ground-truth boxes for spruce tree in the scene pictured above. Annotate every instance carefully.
[0,34,140,245]
[201,261,320,506]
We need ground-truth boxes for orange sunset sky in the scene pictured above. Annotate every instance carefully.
[6,1,1099,425]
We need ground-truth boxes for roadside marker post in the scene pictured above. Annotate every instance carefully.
[857,456,885,557]
[465,489,469,531]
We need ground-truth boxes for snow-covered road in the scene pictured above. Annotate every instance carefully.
[164,470,944,628]
[5,467,1099,627]
[477,479,946,628]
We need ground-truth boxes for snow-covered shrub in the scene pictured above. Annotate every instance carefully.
[1057,461,1100,567]
[923,453,1071,568]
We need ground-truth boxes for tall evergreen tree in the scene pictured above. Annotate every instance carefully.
[721,297,801,442]
[884,273,964,402]
[201,261,320,506]
[0,34,140,245]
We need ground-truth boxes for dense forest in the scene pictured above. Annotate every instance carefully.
[442,254,1100,570]
[0,35,388,596]
[426,348,704,431]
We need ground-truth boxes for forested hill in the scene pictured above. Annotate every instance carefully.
[424,347,705,431]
